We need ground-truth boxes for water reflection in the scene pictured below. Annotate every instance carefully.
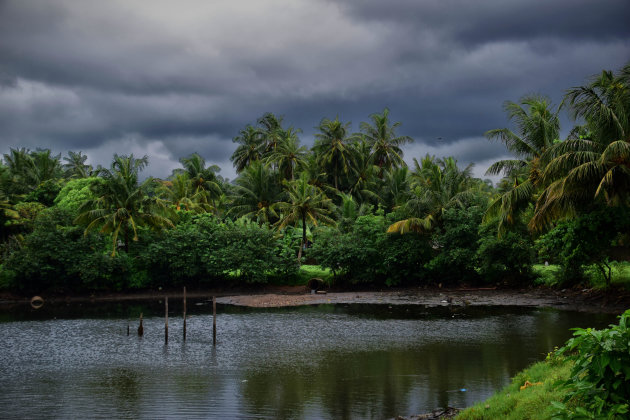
[0,303,617,419]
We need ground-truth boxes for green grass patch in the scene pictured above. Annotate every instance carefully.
[270,265,334,286]
[533,261,630,290]
[457,357,572,420]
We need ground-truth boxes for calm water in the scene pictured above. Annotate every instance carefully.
[0,301,617,419]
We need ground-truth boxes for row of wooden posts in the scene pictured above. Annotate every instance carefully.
[128,287,217,346]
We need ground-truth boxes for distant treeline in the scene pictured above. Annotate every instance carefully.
[0,62,628,293]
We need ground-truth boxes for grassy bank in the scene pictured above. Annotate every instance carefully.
[457,357,572,420]
[533,262,630,290]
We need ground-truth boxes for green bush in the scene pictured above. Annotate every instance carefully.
[477,222,535,285]
[2,207,129,293]
[553,310,630,419]
[138,213,298,286]
[425,206,483,285]
[310,212,431,286]
[536,207,630,287]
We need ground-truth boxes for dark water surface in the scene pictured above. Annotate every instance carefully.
[0,302,617,419]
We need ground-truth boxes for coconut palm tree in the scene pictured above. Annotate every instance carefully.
[359,108,413,173]
[63,151,98,178]
[257,112,285,157]
[157,174,211,213]
[228,160,282,224]
[263,127,307,181]
[75,154,174,255]
[380,167,412,212]
[531,62,630,230]
[312,117,354,190]
[231,125,263,173]
[347,139,380,205]
[388,156,475,234]
[276,173,336,261]
[483,95,560,234]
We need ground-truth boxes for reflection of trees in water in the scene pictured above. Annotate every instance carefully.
[238,311,610,419]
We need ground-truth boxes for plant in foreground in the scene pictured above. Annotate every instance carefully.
[552,310,630,419]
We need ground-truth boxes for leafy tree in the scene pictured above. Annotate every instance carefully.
[276,173,336,261]
[359,108,413,172]
[533,62,630,230]
[425,206,484,285]
[75,154,175,255]
[157,174,211,213]
[1,208,131,293]
[178,153,222,201]
[311,212,431,286]
[313,117,355,190]
[54,177,104,214]
[263,127,307,181]
[536,206,630,287]
[388,155,476,234]
[63,151,99,178]
[484,95,560,234]
[231,125,263,173]
[476,221,535,285]
[228,160,282,224]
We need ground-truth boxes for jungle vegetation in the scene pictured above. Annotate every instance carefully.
[1,62,629,294]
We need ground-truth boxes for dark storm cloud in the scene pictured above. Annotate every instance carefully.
[0,0,628,180]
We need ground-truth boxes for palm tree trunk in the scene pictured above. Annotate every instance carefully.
[298,214,307,264]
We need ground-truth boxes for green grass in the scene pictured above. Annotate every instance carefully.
[533,261,630,290]
[457,357,572,420]
[269,265,334,286]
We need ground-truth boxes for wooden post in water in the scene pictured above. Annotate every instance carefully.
[212,296,217,346]
[183,287,187,341]
[138,313,144,336]
[165,296,169,345]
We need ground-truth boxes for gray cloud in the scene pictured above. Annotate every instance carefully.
[0,0,628,180]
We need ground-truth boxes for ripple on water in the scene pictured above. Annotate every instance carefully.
[0,304,616,419]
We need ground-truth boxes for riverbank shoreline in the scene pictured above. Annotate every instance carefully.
[2,285,629,314]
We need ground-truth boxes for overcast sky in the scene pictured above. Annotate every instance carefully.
[1,0,628,182]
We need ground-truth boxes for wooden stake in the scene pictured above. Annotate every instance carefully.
[183,287,187,341]
[212,296,216,346]
[138,313,144,336]
[165,296,169,345]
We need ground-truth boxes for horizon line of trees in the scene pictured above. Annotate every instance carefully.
[0,61,628,293]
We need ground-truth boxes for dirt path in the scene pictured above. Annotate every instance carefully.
[217,286,630,314]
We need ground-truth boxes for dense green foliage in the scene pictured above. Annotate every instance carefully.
[1,62,629,293]
[553,310,630,419]
[459,311,630,420]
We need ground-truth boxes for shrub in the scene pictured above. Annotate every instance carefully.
[553,310,630,419]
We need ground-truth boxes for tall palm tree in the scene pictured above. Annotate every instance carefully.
[157,174,210,213]
[228,161,282,224]
[63,151,97,178]
[359,108,413,173]
[231,125,263,173]
[276,173,336,261]
[388,156,474,234]
[531,63,630,230]
[483,95,560,234]
[263,127,307,181]
[380,167,412,212]
[347,139,380,205]
[257,112,285,157]
[313,117,354,190]
[178,153,222,209]
[76,154,174,255]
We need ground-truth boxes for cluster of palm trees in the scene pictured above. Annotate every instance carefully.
[484,62,630,235]
[1,62,628,261]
